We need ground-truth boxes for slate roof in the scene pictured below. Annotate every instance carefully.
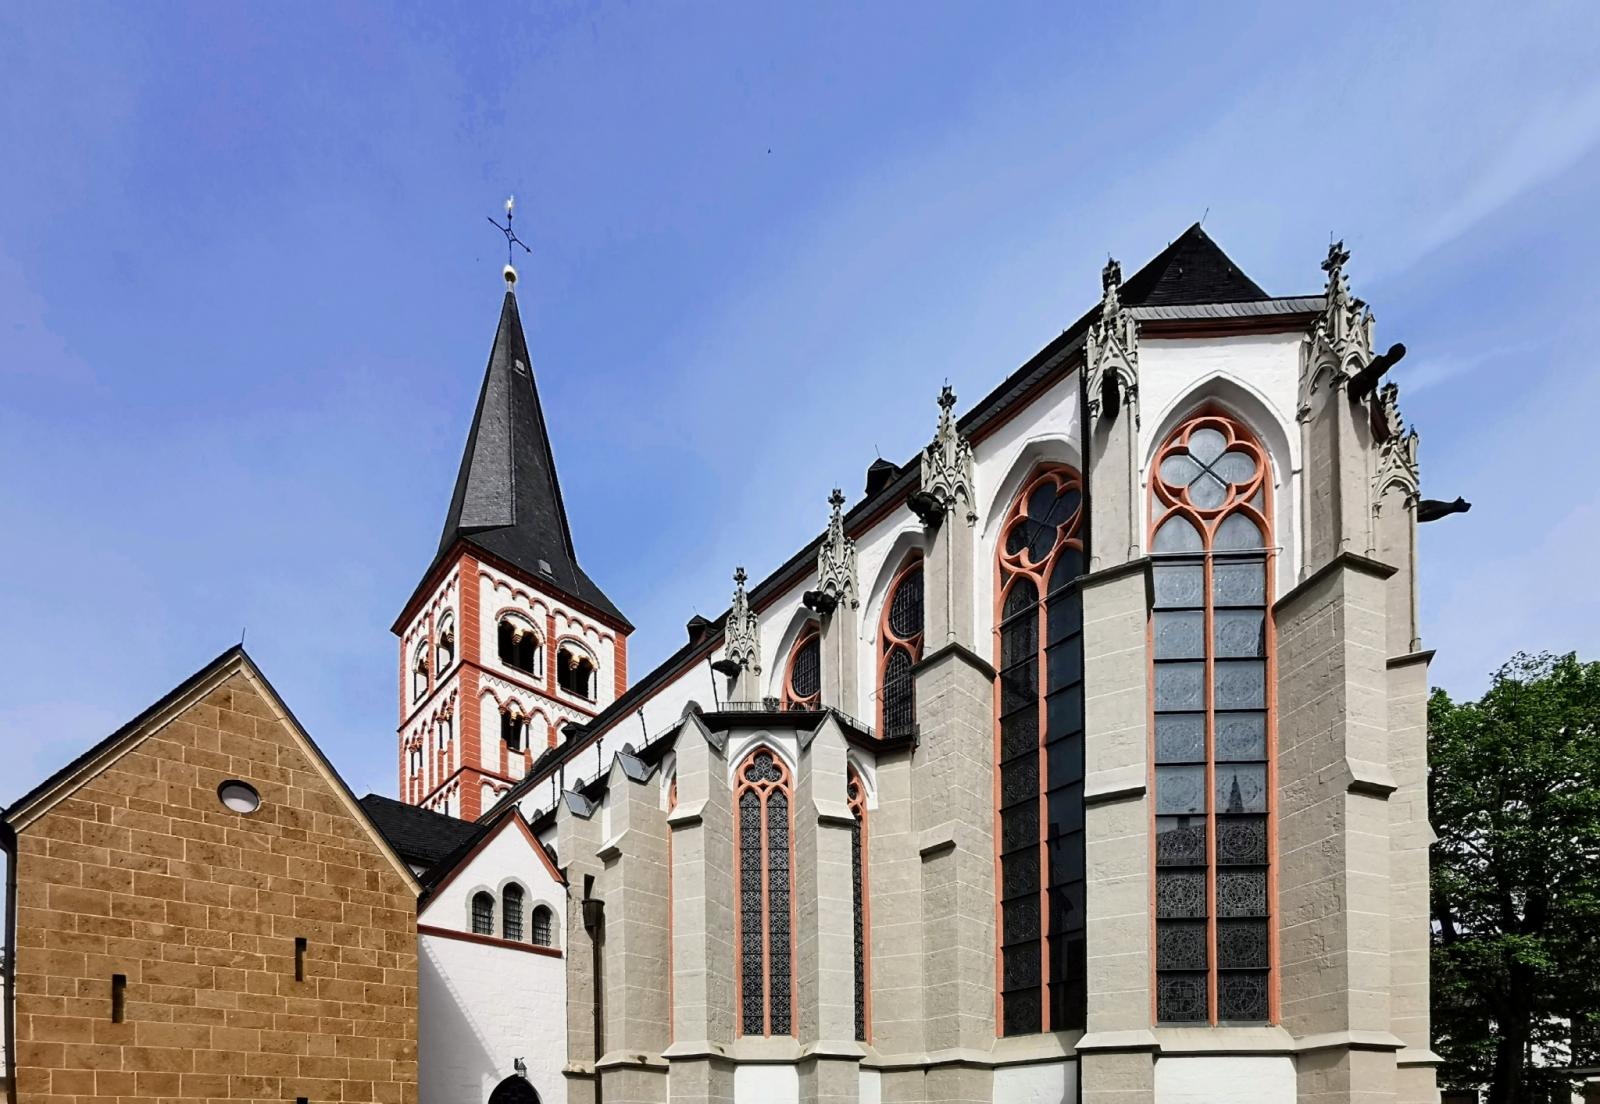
[435,290,628,627]
[483,224,1316,819]
[359,792,480,871]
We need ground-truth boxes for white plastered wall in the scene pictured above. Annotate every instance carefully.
[1138,333,1303,592]
[419,818,568,1104]
[1153,1055,1295,1104]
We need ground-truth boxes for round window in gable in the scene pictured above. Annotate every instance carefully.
[218,780,262,815]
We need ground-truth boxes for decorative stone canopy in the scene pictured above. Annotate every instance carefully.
[813,487,859,610]
[1085,256,1140,425]
[1300,239,1377,417]
[721,566,761,675]
[914,385,977,526]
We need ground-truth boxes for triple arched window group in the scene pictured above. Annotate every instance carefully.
[471,883,555,948]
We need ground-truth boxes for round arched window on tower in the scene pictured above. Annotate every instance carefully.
[217,780,262,815]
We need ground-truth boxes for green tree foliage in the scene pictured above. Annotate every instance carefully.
[1431,652,1600,1103]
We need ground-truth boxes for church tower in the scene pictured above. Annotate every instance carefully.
[392,273,630,821]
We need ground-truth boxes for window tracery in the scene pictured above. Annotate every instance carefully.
[994,465,1087,1035]
[735,747,795,1036]
[1150,412,1275,1025]
[877,557,924,738]
[782,623,822,710]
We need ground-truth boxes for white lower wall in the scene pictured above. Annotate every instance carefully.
[1154,1056,1295,1104]
[420,932,567,1104]
[858,1067,881,1104]
[994,1060,1077,1104]
[734,1063,799,1104]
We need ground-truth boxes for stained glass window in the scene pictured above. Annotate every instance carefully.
[878,560,924,737]
[783,624,822,709]
[995,466,1086,1035]
[735,748,795,1036]
[848,767,870,1041]
[1150,412,1274,1025]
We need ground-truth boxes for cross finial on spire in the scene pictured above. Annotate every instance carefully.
[1322,238,1350,278]
[828,486,846,511]
[488,195,532,289]
[937,384,957,413]
[734,565,748,589]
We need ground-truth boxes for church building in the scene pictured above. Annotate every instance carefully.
[387,225,1450,1104]
[0,223,1456,1104]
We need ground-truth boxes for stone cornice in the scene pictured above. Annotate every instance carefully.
[1273,551,1397,614]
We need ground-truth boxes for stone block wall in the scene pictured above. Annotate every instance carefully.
[9,669,419,1102]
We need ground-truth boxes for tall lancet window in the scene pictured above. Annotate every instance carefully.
[1150,412,1274,1025]
[877,557,924,738]
[847,766,871,1041]
[735,747,794,1036]
[782,623,822,710]
[995,465,1087,1035]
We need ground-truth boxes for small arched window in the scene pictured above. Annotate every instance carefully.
[408,746,422,776]
[531,905,554,947]
[502,883,525,942]
[557,644,596,700]
[501,706,526,754]
[438,712,453,750]
[877,557,924,737]
[782,623,822,710]
[498,617,541,676]
[471,891,494,936]
[1150,411,1275,1026]
[735,747,795,1037]
[436,614,456,674]
[411,642,429,702]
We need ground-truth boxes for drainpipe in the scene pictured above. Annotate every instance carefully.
[581,877,605,1104]
[2,814,17,1104]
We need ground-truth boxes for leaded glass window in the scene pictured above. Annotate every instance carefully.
[847,767,870,1041]
[1151,413,1274,1025]
[471,891,494,937]
[877,559,924,737]
[502,883,524,942]
[735,748,796,1036]
[994,465,1086,1035]
[783,624,822,709]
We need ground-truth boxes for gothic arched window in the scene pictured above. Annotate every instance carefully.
[877,557,924,738]
[471,891,495,936]
[531,904,554,947]
[735,747,794,1037]
[782,623,822,710]
[502,883,525,941]
[995,465,1087,1036]
[848,766,871,1042]
[1150,412,1275,1025]
[498,616,541,676]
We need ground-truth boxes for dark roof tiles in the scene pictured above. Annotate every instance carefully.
[359,792,480,870]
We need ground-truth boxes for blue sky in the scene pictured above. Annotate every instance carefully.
[3,1,1598,805]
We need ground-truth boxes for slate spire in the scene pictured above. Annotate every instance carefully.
[437,288,628,627]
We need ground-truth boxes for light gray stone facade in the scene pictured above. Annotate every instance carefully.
[425,229,1446,1104]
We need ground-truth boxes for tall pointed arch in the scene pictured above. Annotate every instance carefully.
[734,746,796,1036]
[847,764,872,1041]
[1149,410,1276,1025]
[781,622,822,710]
[993,464,1087,1035]
[877,555,924,737]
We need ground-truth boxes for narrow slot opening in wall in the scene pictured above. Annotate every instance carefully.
[295,937,307,981]
[111,973,126,1022]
